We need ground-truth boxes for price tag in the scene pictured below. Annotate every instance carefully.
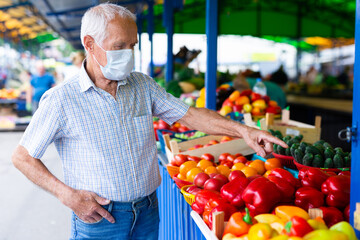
[286,128,300,136]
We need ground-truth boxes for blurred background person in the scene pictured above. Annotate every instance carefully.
[26,61,55,114]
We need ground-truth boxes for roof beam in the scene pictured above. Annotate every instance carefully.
[46,5,94,16]
[0,2,31,11]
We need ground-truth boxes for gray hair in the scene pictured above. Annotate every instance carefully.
[80,3,136,50]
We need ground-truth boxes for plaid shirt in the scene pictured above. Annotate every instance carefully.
[20,63,189,201]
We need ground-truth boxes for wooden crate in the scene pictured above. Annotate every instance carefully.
[260,110,322,144]
[162,134,255,162]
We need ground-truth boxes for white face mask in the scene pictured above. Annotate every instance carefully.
[93,41,134,81]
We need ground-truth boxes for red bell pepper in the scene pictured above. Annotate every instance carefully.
[298,168,329,190]
[240,89,252,97]
[285,216,314,237]
[242,177,281,216]
[191,189,221,215]
[295,186,325,211]
[223,208,254,237]
[266,106,282,114]
[338,171,351,176]
[220,176,250,208]
[268,175,295,203]
[344,204,350,222]
[269,168,300,189]
[202,198,237,229]
[321,175,350,209]
[319,206,344,227]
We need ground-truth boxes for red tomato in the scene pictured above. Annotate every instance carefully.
[174,154,188,166]
[188,156,201,163]
[219,153,231,162]
[233,156,248,164]
[226,155,236,162]
[201,153,215,162]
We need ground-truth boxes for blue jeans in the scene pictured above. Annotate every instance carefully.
[69,191,159,240]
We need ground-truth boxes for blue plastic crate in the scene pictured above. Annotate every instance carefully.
[157,158,206,240]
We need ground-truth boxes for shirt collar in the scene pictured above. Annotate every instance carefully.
[79,60,128,93]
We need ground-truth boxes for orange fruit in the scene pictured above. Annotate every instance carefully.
[265,158,282,171]
[248,160,266,175]
[263,170,272,178]
[228,90,241,102]
[186,167,203,182]
[179,161,197,176]
[197,159,214,171]
[235,96,250,106]
[204,166,218,175]
[232,163,246,171]
[241,166,258,178]
[216,165,231,177]
[177,173,187,181]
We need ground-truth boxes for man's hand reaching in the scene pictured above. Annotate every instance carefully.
[241,126,288,157]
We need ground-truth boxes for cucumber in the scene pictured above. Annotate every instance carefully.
[294,149,304,164]
[303,153,314,166]
[290,143,300,157]
[333,154,344,168]
[268,129,276,136]
[283,136,291,142]
[275,130,283,138]
[285,147,291,156]
[324,147,335,159]
[273,144,278,154]
[334,147,346,158]
[324,158,334,168]
[315,140,326,145]
[313,143,325,154]
[306,146,322,156]
[277,145,286,155]
[287,138,300,148]
[300,142,309,153]
[294,134,303,142]
[344,156,351,168]
[312,154,324,168]
[323,142,333,149]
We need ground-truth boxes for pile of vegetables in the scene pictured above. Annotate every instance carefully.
[270,130,351,169]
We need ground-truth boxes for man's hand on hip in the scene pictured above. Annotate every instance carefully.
[67,190,115,224]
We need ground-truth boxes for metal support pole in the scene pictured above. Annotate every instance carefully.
[205,0,218,110]
[148,0,155,77]
[296,3,302,81]
[164,0,174,83]
[350,0,360,237]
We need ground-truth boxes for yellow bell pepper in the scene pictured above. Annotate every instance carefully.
[275,206,310,222]
[303,229,348,240]
[223,233,249,240]
[248,223,278,240]
[254,214,282,224]
[195,97,205,108]
[329,221,357,240]
[307,219,327,230]
[270,235,288,240]
[288,237,303,240]
[270,220,286,235]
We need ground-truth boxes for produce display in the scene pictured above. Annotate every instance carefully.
[270,130,351,169]
[153,118,191,141]
[0,88,20,99]
[218,89,282,117]
[196,84,235,110]
[167,149,353,240]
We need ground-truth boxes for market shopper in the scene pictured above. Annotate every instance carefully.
[26,61,55,114]
[12,3,287,240]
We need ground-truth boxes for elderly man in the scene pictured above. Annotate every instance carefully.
[12,3,287,240]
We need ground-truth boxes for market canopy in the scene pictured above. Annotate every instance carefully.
[1,0,356,50]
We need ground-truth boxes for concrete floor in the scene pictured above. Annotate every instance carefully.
[0,132,71,240]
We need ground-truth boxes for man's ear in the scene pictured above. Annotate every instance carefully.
[83,35,94,54]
